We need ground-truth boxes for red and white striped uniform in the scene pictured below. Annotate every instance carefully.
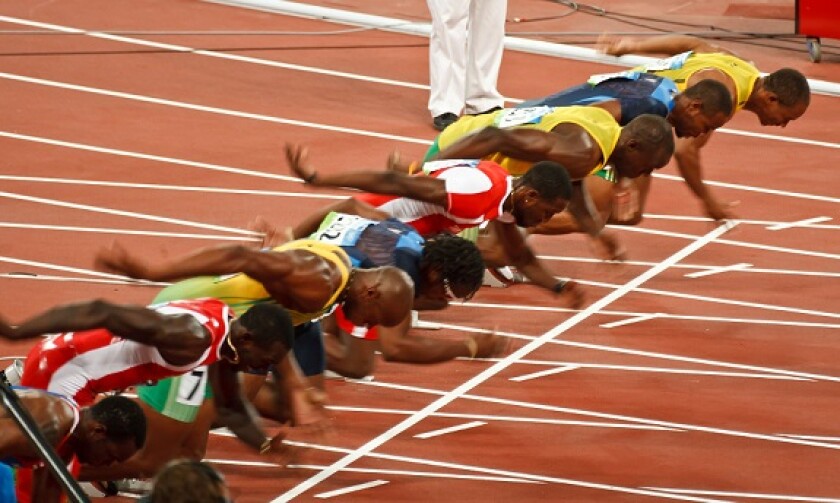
[20,299,231,406]
[357,159,513,236]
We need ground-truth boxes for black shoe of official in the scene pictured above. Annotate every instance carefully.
[468,106,503,116]
[432,113,459,131]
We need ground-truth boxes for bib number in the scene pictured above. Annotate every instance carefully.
[311,213,373,246]
[494,106,552,128]
[176,366,208,406]
[587,70,641,85]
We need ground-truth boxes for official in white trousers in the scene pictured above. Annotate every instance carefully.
[427,0,507,130]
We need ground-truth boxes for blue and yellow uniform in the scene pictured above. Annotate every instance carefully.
[138,240,352,422]
[427,105,622,183]
[519,71,678,125]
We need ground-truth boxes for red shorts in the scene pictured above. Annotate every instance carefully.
[334,306,379,341]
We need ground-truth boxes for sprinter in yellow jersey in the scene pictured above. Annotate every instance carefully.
[598,34,810,223]
[430,106,674,182]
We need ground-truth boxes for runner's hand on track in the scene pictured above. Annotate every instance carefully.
[0,315,14,339]
[559,280,585,310]
[249,216,293,248]
[704,198,740,226]
[596,33,636,56]
[265,424,301,468]
[285,143,320,185]
[590,230,627,262]
[473,331,510,358]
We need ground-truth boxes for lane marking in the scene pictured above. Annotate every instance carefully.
[273,225,732,502]
[328,406,679,431]
[684,263,752,278]
[0,190,257,235]
[0,255,167,285]
[0,71,430,145]
[652,173,840,205]
[428,321,840,382]
[644,487,840,502]
[766,216,832,231]
[0,273,164,287]
[641,213,840,230]
[414,421,486,439]
[357,379,840,450]
[510,365,580,382]
[778,434,840,443]
[0,222,260,242]
[315,480,388,499]
[600,313,661,328]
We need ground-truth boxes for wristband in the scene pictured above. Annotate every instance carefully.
[551,280,567,294]
[408,161,419,175]
[259,438,272,455]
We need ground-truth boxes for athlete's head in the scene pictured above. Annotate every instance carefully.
[671,80,733,137]
[231,303,295,370]
[76,395,146,466]
[342,266,414,327]
[511,161,572,228]
[418,233,485,306]
[611,114,675,178]
[754,68,810,127]
[148,459,231,503]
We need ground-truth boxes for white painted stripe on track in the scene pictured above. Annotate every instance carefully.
[414,421,486,439]
[778,434,840,443]
[0,71,430,145]
[272,225,732,501]
[640,213,840,229]
[0,273,163,287]
[684,262,752,278]
[650,174,840,205]
[429,321,840,382]
[0,131,302,182]
[0,254,168,284]
[0,222,261,242]
[643,487,840,502]
[326,405,681,431]
[315,480,389,499]
[509,365,580,382]
[599,313,661,328]
[766,216,833,231]
[0,190,259,235]
[357,379,840,451]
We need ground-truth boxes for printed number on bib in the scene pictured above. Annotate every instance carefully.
[642,51,692,72]
[311,212,376,246]
[494,106,552,128]
[176,367,208,406]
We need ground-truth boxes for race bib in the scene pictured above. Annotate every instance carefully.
[641,51,692,72]
[494,106,552,128]
[176,366,208,407]
[311,212,375,246]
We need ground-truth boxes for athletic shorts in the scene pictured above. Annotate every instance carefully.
[334,305,378,341]
[423,137,441,162]
[592,166,617,183]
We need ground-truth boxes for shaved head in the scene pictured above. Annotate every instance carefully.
[343,266,414,327]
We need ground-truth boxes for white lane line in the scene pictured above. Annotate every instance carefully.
[424,321,840,382]
[358,379,840,451]
[684,262,752,278]
[497,361,809,382]
[4,130,839,211]
[644,487,840,502]
[0,175,343,199]
[641,213,840,230]
[618,225,840,261]
[315,480,389,499]
[209,459,541,484]
[579,277,840,321]
[599,313,661,328]
[414,421,486,439]
[328,405,679,431]
[778,434,840,443]
[0,71,430,145]
[0,222,260,242]
[0,255,167,285]
[766,216,833,231]
[0,131,302,182]
[509,365,580,382]
[0,190,257,236]
[0,273,163,287]
[273,225,732,502]
[539,254,840,279]
[0,15,430,91]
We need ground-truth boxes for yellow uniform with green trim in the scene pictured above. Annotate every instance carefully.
[137,239,351,423]
[432,106,621,182]
[633,51,759,112]
[152,239,351,322]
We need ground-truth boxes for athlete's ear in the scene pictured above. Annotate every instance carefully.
[687,98,704,113]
